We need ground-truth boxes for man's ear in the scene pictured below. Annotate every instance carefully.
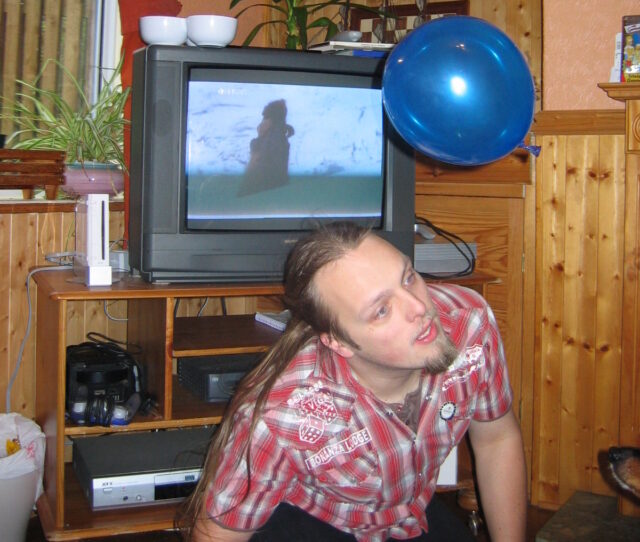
[320,332,354,358]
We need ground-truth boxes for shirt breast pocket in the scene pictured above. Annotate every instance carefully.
[307,446,381,498]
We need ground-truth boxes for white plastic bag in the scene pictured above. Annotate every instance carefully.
[0,413,45,501]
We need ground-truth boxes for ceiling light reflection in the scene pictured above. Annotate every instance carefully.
[450,76,467,96]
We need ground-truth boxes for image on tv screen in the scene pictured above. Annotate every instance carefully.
[185,80,384,230]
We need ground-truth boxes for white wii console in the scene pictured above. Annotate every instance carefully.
[74,194,112,286]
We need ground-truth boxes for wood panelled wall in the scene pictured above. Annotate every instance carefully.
[531,112,630,510]
[468,0,541,112]
[0,203,121,415]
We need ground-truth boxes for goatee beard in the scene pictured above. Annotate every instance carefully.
[424,333,458,375]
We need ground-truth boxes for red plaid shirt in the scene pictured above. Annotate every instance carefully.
[205,284,512,541]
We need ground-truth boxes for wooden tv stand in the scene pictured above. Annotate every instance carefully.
[32,269,494,540]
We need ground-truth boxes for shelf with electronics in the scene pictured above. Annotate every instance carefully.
[32,268,496,539]
[33,270,285,540]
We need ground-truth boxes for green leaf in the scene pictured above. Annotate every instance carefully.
[307,16,333,29]
[0,56,129,170]
[232,2,287,18]
[230,0,394,50]
[241,19,286,46]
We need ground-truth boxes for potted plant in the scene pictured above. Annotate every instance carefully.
[0,58,129,198]
[230,0,391,50]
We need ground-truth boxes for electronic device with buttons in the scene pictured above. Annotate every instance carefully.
[72,426,216,509]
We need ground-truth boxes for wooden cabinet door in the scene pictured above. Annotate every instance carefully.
[415,191,526,421]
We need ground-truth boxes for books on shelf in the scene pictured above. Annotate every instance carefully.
[611,32,622,83]
[255,310,291,332]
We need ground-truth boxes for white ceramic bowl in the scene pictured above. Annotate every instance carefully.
[139,16,187,46]
[186,15,237,47]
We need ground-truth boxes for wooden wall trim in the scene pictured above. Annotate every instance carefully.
[416,148,531,189]
[0,201,125,214]
[532,110,625,135]
[416,182,524,199]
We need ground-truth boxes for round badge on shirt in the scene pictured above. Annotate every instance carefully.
[440,401,456,420]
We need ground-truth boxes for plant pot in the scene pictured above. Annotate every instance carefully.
[62,162,124,197]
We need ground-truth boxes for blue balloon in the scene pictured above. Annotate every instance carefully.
[382,16,535,166]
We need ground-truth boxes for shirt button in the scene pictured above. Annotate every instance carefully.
[386,410,394,417]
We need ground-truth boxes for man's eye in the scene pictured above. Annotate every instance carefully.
[375,305,390,319]
[404,269,416,286]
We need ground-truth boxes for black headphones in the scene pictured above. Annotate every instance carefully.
[83,390,117,427]
[66,334,145,427]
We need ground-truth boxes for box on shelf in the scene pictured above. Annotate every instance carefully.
[622,15,640,82]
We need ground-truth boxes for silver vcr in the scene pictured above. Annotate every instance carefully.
[414,240,477,275]
[72,426,216,510]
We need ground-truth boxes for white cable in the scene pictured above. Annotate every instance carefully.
[5,265,73,413]
[197,298,209,317]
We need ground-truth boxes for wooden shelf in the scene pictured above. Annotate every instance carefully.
[32,271,286,540]
[598,82,640,155]
[598,81,640,101]
[173,314,281,356]
[37,464,179,541]
[33,269,284,301]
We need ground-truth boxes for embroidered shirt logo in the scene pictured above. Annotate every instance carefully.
[288,382,338,444]
[443,344,485,391]
[305,428,372,469]
[464,345,484,364]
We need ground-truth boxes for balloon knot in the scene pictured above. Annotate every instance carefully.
[519,143,541,157]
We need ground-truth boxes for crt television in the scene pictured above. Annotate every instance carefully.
[129,45,415,283]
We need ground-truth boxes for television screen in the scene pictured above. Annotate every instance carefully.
[185,72,384,230]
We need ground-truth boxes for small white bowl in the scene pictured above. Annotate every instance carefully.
[186,15,237,47]
[139,16,187,46]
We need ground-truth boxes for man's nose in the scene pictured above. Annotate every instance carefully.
[401,290,427,320]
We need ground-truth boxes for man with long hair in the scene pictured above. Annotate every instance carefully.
[179,222,526,542]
